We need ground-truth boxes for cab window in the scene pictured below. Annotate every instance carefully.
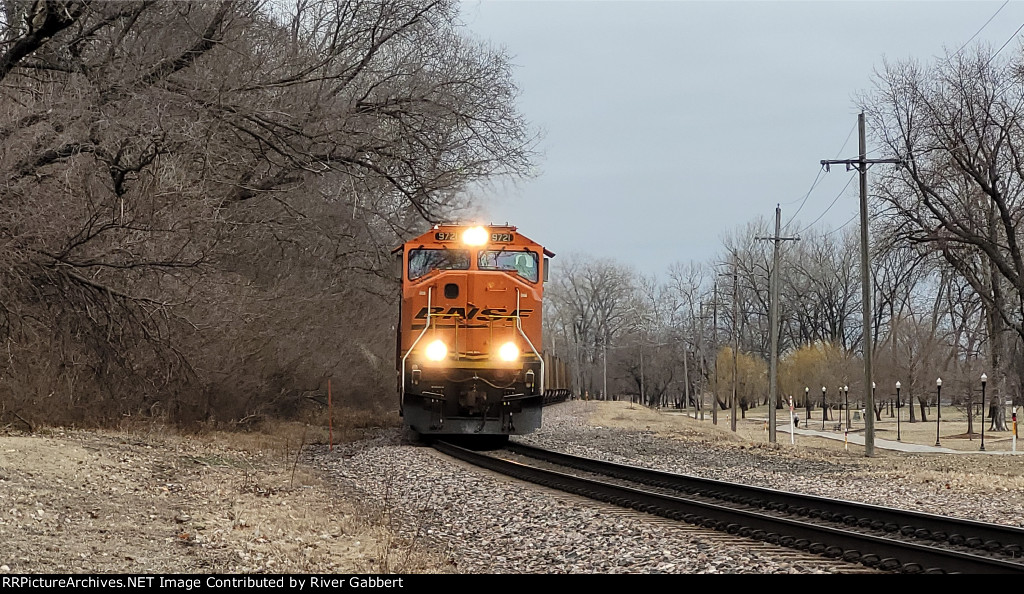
[479,250,538,282]
[408,248,470,280]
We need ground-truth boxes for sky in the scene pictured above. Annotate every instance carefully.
[456,0,1024,278]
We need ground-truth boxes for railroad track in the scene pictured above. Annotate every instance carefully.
[432,440,1024,574]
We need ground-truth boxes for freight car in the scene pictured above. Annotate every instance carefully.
[395,223,571,438]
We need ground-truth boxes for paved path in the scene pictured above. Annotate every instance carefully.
[778,422,1021,454]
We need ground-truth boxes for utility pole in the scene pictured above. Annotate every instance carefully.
[711,279,719,426]
[756,205,799,443]
[731,254,738,433]
[696,301,706,421]
[639,339,646,405]
[821,112,901,458]
[602,329,608,401]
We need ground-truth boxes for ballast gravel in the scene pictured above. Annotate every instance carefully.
[308,400,1024,574]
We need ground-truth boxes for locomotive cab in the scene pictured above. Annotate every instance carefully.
[396,224,552,436]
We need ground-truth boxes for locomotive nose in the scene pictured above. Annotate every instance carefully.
[397,224,558,437]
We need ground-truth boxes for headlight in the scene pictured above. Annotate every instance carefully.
[425,340,448,361]
[463,226,488,246]
[498,342,519,362]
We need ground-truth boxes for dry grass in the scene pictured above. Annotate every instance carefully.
[114,405,401,462]
[589,399,1021,453]
[583,399,1024,495]
[765,403,1016,453]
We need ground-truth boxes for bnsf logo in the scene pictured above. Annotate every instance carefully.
[414,307,533,320]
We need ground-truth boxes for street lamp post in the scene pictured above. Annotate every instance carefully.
[844,385,850,430]
[804,386,809,423]
[935,377,942,447]
[981,373,987,452]
[837,385,842,425]
[896,381,902,442]
[838,386,843,427]
[822,386,827,430]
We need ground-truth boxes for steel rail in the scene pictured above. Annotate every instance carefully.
[434,440,1024,574]
[506,441,1024,559]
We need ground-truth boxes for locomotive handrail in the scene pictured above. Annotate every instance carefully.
[400,285,433,401]
[515,289,543,395]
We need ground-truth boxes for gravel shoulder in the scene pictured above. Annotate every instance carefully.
[0,427,448,574]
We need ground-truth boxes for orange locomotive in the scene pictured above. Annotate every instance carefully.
[395,223,557,436]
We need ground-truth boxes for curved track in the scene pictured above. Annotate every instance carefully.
[433,440,1024,574]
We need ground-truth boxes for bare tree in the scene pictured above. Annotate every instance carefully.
[860,46,1024,430]
[545,255,637,399]
[0,0,537,426]
[782,228,861,350]
[664,260,708,412]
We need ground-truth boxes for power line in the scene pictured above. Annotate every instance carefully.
[796,174,856,236]
[785,120,858,226]
[800,3,1013,237]
[988,20,1024,65]
[789,4,1010,243]
[823,211,859,237]
[780,168,821,207]
[952,0,1009,59]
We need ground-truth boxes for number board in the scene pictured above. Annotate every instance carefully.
[433,230,515,242]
